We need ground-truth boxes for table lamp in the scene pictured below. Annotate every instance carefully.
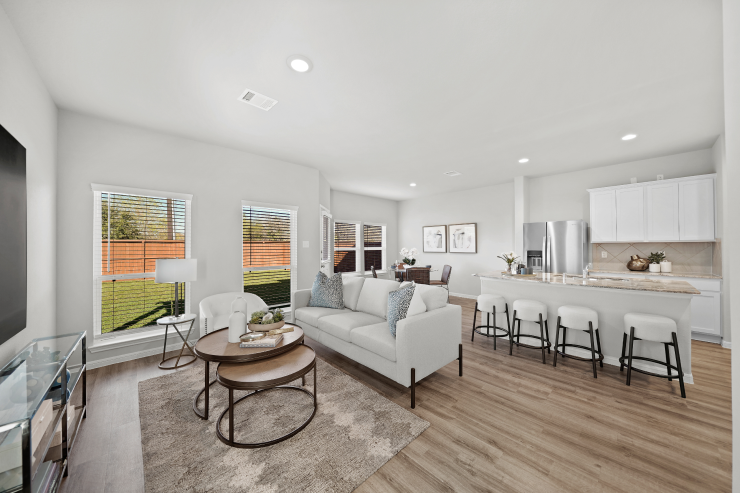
[155,259,197,318]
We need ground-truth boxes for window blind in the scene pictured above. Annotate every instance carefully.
[321,213,331,262]
[242,204,297,308]
[363,224,382,248]
[334,221,357,273]
[363,224,385,271]
[93,190,191,336]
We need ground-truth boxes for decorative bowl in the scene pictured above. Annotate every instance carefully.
[248,320,285,333]
[626,255,649,271]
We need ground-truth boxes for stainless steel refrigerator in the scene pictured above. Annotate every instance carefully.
[523,220,589,275]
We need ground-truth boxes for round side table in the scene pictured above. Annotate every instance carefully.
[157,314,197,370]
[216,345,317,448]
[191,324,304,420]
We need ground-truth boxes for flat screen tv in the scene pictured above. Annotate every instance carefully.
[0,124,27,346]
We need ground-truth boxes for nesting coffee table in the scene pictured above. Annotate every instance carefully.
[216,345,316,448]
[191,324,304,420]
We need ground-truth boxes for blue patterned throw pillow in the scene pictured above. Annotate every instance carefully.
[308,272,345,309]
[387,283,416,337]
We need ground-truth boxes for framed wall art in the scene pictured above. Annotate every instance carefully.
[448,223,477,253]
[422,225,447,252]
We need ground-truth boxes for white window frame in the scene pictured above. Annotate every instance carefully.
[320,206,332,265]
[91,184,193,340]
[363,222,387,273]
[333,220,361,273]
[241,200,298,310]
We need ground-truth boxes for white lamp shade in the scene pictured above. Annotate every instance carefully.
[155,259,197,283]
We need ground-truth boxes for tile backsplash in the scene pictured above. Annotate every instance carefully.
[592,242,718,274]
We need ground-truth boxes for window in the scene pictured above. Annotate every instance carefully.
[92,185,192,336]
[334,221,358,273]
[242,201,297,309]
[363,223,386,271]
[333,221,386,273]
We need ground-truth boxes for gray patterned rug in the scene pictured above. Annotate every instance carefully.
[138,357,429,493]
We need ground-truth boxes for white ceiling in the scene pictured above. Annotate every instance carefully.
[1,0,724,200]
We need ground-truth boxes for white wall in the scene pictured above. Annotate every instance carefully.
[712,135,730,344]
[56,111,322,365]
[528,148,715,224]
[398,183,514,296]
[0,6,57,366]
[330,190,398,272]
[723,0,740,489]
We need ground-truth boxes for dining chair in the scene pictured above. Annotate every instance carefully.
[406,267,430,285]
[371,266,378,278]
[430,265,452,301]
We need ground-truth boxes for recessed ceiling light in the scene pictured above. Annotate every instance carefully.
[444,171,462,177]
[518,158,529,163]
[287,55,313,73]
[621,134,637,140]
[410,183,417,187]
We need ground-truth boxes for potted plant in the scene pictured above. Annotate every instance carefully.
[248,308,285,332]
[400,247,418,267]
[648,251,666,273]
[497,252,520,274]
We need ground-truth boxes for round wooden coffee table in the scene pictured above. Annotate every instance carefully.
[191,324,304,419]
[216,345,317,448]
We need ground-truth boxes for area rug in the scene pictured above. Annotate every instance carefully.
[138,357,429,493]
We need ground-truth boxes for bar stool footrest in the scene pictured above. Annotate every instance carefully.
[619,355,683,379]
[555,343,604,362]
[473,325,510,338]
[512,335,552,350]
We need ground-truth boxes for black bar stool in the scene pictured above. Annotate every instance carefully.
[472,294,512,352]
[552,305,603,378]
[619,312,686,398]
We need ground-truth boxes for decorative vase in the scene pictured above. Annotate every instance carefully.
[626,255,649,271]
[228,311,247,343]
[660,261,672,273]
[649,263,661,273]
[231,296,248,315]
[248,320,285,333]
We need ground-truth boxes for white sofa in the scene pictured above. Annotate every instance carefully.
[199,292,268,338]
[293,277,462,407]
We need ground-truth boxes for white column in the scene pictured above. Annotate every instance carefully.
[723,1,740,490]
[514,176,529,260]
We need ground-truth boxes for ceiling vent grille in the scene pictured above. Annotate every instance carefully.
[238,88,278,111]
[443,171,462,177]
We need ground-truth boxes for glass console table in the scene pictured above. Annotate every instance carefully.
[0,332,86,493]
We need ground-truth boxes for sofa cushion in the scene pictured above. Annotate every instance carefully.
[350,322,397,362]
[318,312,386,342]
[342,276,365,311]
[399,282,426,316]
[356,278,400,319]
[387,283,415,336]
[308,272,344,309]
[295,306,352,327]
[403,282,447,311]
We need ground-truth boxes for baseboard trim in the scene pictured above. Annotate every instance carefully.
[87,340,198,370]
[449,292,477,300]
[690,332,722,345]
[722,340,732,349]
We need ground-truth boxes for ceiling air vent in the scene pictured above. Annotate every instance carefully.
[238,88,278,111]
[443,171,462,177]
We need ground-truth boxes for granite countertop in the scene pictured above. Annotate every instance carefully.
[474,271,701,295]
[590,269,721,280]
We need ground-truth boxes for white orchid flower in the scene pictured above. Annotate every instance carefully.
[410,248,418,257]
[400,248,409,256]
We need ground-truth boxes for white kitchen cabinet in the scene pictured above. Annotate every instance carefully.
[615,187,644,241]
[590,190,616,242]
[646,182,679,241]
[588,174,715,243]
[679,178,715,241]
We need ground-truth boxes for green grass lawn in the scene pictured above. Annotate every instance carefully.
[101,279,183,333]
[102,271,289,333]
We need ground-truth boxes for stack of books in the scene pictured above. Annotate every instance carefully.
[240,334,283,348]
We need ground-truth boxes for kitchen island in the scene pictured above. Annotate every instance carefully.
[474,271,700,382]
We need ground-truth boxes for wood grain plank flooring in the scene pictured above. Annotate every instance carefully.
[60,296,731,492]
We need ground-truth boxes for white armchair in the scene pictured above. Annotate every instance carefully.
[198,292,268,337]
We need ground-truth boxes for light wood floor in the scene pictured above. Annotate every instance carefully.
[60,296,731,493]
